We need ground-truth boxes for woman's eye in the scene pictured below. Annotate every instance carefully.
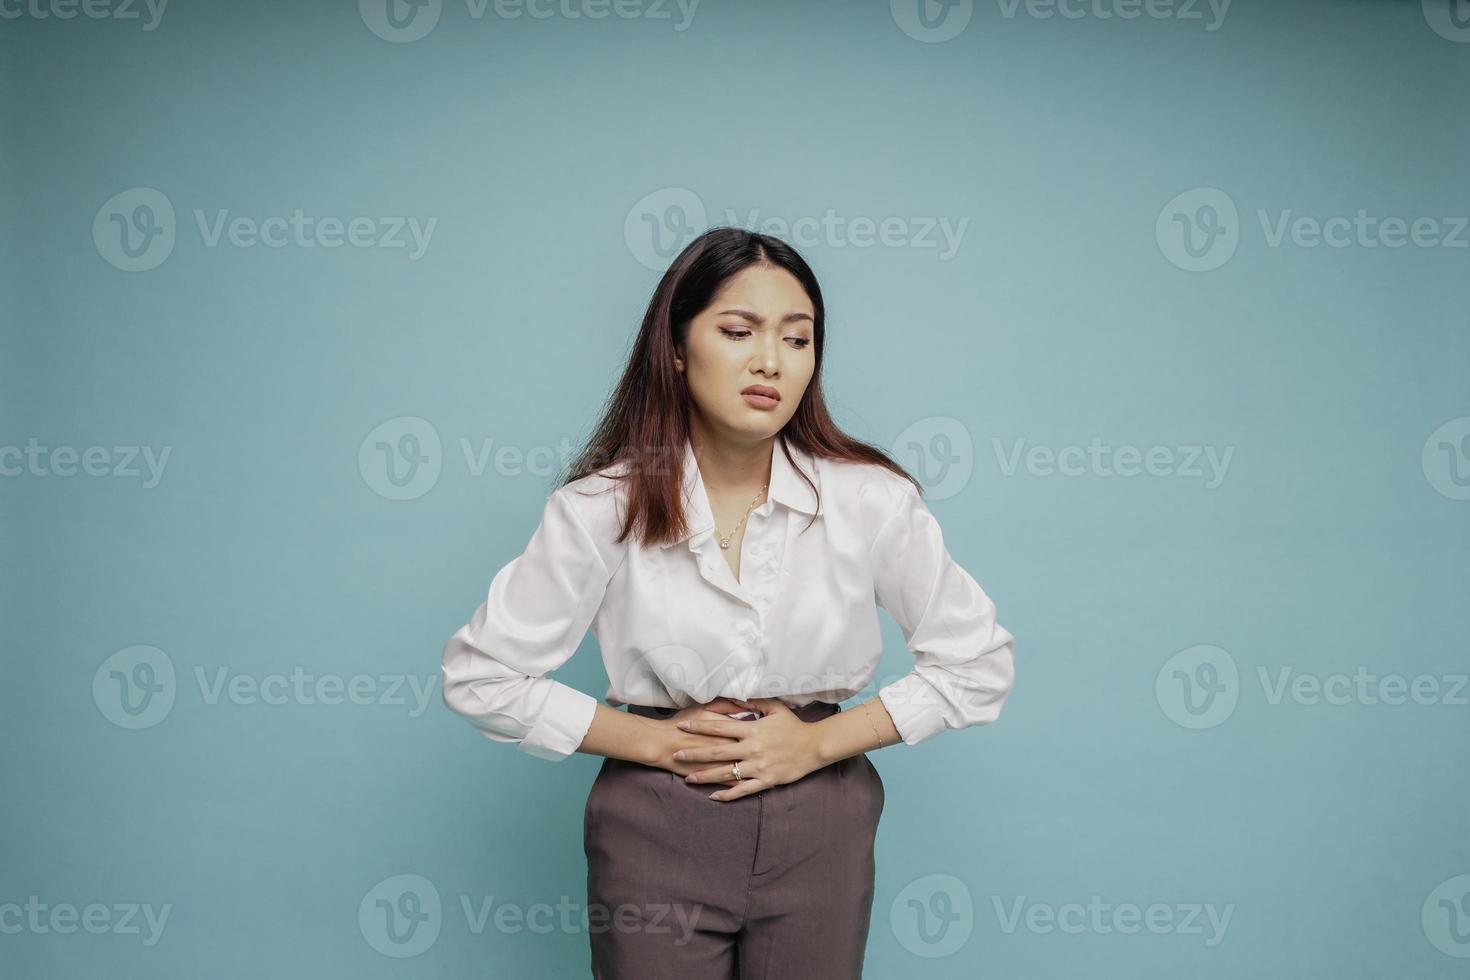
[719,327,810,349]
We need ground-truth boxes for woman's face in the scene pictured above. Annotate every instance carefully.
[675,264,817,441]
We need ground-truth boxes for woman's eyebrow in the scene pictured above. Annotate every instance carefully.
[718,308,814,326]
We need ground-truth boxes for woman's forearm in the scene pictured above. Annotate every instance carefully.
[574,702,668,765]
[572,697,901,771]
[812,696,901,765]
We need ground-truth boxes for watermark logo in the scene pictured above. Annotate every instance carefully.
[995,0,1231,30]
[1258,666,1467,708]
[725,208,969,260]
[1257,209,1469,251]
[992,895,1233,945]
[1422,0,1470,42]
[890,0,974,42]
[93,645,177,730]
[359,0,443,42]
[93,188,437,270]
[893,0,1230,40]
[890,873,975,957]
[356,421,590,500]
[1156,644,1239,730]
[359,416,444,501]
[1422,416,1470,501]
[618,645,751,709]
[1423,874,1470,958]
[1156,187,1239,272]
[0,897,172,946]
[93,188,176,272]
[886,418,1235,496]
[624,190,970,269]
[1157,646,1469,728]
[993,436,1233,488]
[890,416,975,502]
[625,188,708,271]
[360,874,441,958]
[92,646,440,727]
[357,873,707,955]
[0,0,169,29]
[0,438,172,487]
[1159,187,1470,271]
[360,0,699,42]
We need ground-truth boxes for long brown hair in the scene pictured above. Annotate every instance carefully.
[560,226,922,548]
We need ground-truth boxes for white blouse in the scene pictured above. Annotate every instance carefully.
[440,434,1016,761]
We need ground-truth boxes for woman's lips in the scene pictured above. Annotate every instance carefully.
[741,392,780,410]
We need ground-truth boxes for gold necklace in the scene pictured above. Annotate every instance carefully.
[714,483,769,550]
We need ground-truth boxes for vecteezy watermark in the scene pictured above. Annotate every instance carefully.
[723,208,970,262]
[991,895,1234,946]
[0,438,171,487]
[1423,874,1470,958]
[993,0,1230,29]
[991,436,1234,488]
[1155,187,1239,272]
[357,417,588,500]
[92,645,439,729]
[614,647,1004,723]
[889,873,976,957]
[358,0,699,43]
[1258,666,1469,708]
[889,416,975,502]
[357,874,706,957]
[885,417,1234,498]
[890,0,1230,42]
[1422,0,1470,43]
[625,187,707,270]
[92,188,437,272]
[1156,645,1239,729]
[0,897,172,946]
[622,188,970,271]
[1422,416,1470,501]
[889,0,973,42]
[0,0,169,30]
[1157,187,1470,271]
[1156,645,1469,730]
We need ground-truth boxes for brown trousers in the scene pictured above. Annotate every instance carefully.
[583,702,885,979]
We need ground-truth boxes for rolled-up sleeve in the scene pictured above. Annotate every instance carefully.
[871,480,1016,746]
[440,487,611,761]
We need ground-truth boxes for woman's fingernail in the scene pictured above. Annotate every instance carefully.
[677,721,690,730]
[673,751,685,760]
[685,773,696,782]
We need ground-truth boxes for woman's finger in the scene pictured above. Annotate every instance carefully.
[703,697,753,713]
[709,779,766,801]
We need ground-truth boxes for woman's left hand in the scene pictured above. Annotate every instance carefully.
[673,697,825,801]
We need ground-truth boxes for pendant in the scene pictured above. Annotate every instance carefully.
[719,540,730,549]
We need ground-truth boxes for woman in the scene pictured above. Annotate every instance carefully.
[440,227,1016,978]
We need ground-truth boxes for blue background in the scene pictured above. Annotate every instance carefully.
[4,0,1469,976]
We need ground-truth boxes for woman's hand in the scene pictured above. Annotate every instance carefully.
[672,697,826,801]
[654,697,763,787]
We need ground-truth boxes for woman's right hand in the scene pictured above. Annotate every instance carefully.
[655,697,763,786]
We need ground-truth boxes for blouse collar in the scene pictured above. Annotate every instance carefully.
[659,433,820,549]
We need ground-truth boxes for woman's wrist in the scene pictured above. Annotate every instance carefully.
[813,698,901,766]
[575,703,674,766]
[638,716,676,767]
